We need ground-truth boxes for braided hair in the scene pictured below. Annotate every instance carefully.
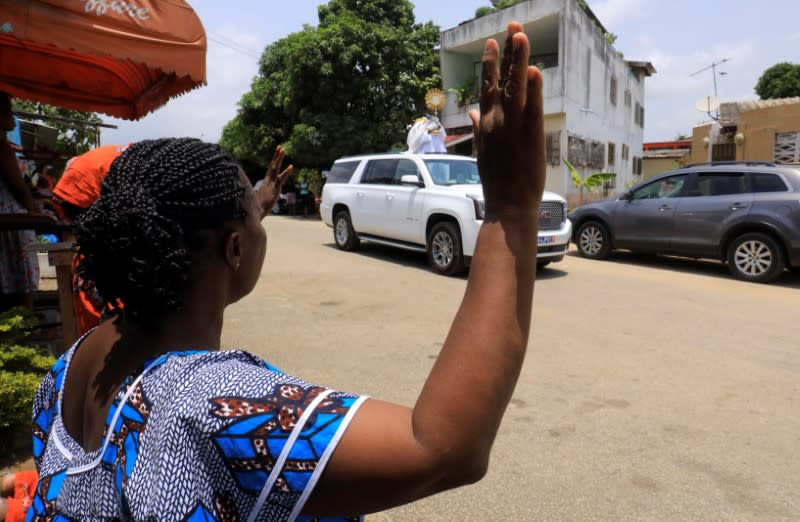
[73,138,247,324]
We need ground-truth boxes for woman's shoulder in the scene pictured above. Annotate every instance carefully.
[152,349,363,422]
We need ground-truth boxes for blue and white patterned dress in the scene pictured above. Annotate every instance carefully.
[28,337,367,521]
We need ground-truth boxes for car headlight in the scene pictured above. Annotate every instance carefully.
[467,194,484,220]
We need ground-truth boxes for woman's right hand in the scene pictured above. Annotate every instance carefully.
[469,21,545,220]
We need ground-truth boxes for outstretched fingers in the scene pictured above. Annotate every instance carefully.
[505,32,531,115]
[479,38,500,117]
[523,66,544,124]
[499,22,524,84]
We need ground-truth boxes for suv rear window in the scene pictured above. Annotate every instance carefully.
[327,161,360,183]
[693,172,746,196]
[752,173,788,193]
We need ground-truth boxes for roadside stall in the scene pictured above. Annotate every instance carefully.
[1,0,207,347]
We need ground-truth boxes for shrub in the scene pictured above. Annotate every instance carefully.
[0,307,55,458]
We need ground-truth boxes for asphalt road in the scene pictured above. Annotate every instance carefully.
[223,216,800,521]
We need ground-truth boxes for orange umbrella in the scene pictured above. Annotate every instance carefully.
[0,0,207,120]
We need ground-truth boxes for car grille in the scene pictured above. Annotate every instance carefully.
[538,201,565,231]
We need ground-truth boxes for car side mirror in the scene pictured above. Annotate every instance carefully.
[401,174,424,187]
[620,191,632,201]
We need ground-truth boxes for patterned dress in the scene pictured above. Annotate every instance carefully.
[28,338,367,521]
[0,166,39,295]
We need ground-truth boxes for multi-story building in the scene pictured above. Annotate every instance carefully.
[439,0,654,205]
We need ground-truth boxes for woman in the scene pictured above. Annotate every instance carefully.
[29,24,545,520]
[0,92,40,312]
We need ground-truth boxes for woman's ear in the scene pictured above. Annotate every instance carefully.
[224,230,242,270]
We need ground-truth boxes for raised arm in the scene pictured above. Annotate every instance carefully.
[305,22,545,516]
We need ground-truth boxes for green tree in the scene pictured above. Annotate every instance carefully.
[564,158,616,206]
[754,63,800,100]
[220,0,440,176]
[11,100,103,171]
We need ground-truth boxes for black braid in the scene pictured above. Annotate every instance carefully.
[73,138,246,324]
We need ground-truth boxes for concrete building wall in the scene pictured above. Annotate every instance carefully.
[691,99,800,163]
[439,0,649,199]
[691,123,713,164]
[643,156,685,180]
[737,102,800,161]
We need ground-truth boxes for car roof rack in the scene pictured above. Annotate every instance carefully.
[678,161,777,169]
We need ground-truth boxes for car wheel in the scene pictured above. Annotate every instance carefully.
[576,221,611,259]
[333,210,359,251]
[427,222,465,276]
[536,261,551,271]
[726,233,784,283]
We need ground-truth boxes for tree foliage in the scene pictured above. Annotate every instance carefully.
[11,99,103,170]
[220,0,440,175]
[754,63,800,100]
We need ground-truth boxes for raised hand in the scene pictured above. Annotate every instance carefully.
[256,145,293,218]
[469,22,545,220]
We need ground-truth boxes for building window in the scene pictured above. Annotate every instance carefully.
[610,77,617,106]
[568,135,587,167]
[634,102,644,127]
[590,141,605,170]
[712,143,736,162]
[608,143,616,165]
[622,144,629,161]
[775,131,800,163]
[546,131,561,166]
[624,89,632,107]
[568,135,606,170]
[632,156,643,175]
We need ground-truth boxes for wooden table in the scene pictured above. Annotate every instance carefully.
[1,215,78,348]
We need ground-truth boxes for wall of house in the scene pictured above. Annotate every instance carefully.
[643,156,685,180]
[690,123,713,164]
[691,101,800,163]
[559,0,646,197]
[736,102,800,161]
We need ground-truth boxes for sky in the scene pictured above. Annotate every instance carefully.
[101,0,800,146]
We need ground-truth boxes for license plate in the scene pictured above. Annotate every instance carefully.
[538,235,555,245]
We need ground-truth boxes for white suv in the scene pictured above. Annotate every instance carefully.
[320,153,572,275]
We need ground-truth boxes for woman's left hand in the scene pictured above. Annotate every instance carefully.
[256,145,293,218]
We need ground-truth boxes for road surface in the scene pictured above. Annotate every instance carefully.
[222,216,800,521]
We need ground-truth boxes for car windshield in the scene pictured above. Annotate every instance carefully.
[424,159,480,186]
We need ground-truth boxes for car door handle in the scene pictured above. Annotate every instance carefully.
[730,203,748,210]
[385,194,394,200]
[659,205,672,211]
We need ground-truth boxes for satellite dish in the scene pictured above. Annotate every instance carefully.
[695,95,720,113]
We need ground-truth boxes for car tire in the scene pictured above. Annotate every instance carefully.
[726,232,784,283]
[536,261,551,271]
[333,210,359,251]
[576,221,611,259]
[427,222,465,276]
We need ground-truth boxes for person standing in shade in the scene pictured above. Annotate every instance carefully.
[0,92,40,312]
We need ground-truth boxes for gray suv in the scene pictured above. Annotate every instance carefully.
[569,162,800,283]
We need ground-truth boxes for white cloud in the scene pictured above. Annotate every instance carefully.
[103,23,263,145]
[592,0,652,30]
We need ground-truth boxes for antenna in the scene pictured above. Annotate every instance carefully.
[690,58,732,115]
[691,58,731,120]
